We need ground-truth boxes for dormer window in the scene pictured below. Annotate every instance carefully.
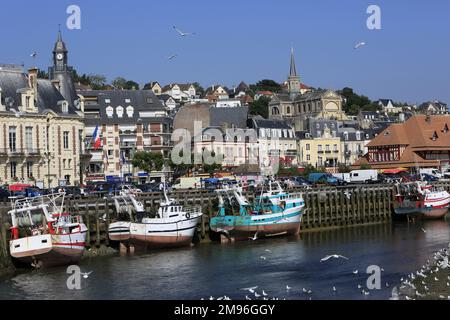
[125,99,131,103]
[106,106,114,118]
[432,131,439,141]
[105,99,111,104]
[126,106,134,117]
[116,106,124,118]
[61,101,69,113]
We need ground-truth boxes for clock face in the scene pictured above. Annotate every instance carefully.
[56,53,64,61]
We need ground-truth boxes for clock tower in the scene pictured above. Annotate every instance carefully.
[49,29,78,109]
[53,30,68,71]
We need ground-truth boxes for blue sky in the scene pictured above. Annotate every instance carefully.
[1,0,450,104]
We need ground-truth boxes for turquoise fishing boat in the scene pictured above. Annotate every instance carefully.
[210,181,305,241]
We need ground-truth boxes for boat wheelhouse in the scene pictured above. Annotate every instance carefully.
[8,193,87,268]
[108,189,203,251]
[211,181,305,241]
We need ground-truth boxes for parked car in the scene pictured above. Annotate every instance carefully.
[420,173,439,182]
[419,168,443,179]
[308,173,339,185]
[63,186,84,199]
[0,187,10,201]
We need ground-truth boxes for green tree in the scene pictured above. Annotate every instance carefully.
[338,87,379,116]
[88,74,108,90]
[124,80,140,90]
[249,96,270,118]
[250,79,282,94]
[111,77,127,89]
[360,163,372,170]
[192,82,205,97]
[131,152,164,173]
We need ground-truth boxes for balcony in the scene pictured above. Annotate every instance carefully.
[0,149,7,157]
[24,149,42,157]
[8,149,25,157]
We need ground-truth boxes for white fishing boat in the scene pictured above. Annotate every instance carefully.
[8,193,87,268]
[108,189,203,250]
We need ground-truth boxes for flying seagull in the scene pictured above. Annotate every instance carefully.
[354,41,366,49]
[242,286,258,293]
[320,254,349,262]
[81,271,93,279]
[173,26,196,37]
[249,232,258,241]
[168,54,177,61]
[30,52,38,58]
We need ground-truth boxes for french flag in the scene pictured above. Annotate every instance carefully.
[92,125,102,150]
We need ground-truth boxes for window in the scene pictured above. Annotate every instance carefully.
[333,144,338,151]
[146,97,153,104]
[68,159,72,169]
[105,99,111,103]
[306,155,311,161]
[25,127,33,151]
[63,159,66,169]
[318,145,322,152]
[108,150,113,156]
[325,145,330,151]
[26,162,33,178]
[9,127,16,151]
[62,102,68,113]
[286,106,291,114]
[63,131,69,149]
[116,106,124,118]
[126,106,134,117]
[306,144,310,151]
[10,162,17,178]
[125,99,131,103]
[106,106,114,118]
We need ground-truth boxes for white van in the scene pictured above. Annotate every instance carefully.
[333,170,379,184]
[172,177,202,190]
[419,168,443,179]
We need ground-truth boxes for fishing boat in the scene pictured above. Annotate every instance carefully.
[210,180,305,241]
[8,193,87,268]
[108,188,203,250]
[394,181,450,219]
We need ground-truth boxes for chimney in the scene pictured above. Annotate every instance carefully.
[0,87,4,111]
[28,67,38,95]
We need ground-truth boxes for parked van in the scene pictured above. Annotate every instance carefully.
[172,177,203,190]
[419,168,443,179]
[334,170,379,184]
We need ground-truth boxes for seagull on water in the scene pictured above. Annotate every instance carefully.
[321,254,349,262]
[173,26,196,37]
[286,285,291,291]
[254,292,261,298]
[262,290,268,296]
[332,286,337,292]
[245,295,251,300]
[354,41,366,49]
[353,270,359,275]
[265,249,272,254]
[260,256,267,261]
[80,271,93,279]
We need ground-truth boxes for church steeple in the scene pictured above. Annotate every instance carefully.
[289,47,297,77]
[287,47,300,95]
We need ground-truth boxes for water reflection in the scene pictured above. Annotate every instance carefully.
[0,219,449,300]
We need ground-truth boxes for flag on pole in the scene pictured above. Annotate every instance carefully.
[92,125,102,150]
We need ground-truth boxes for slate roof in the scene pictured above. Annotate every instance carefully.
[252,119,293,130]
[0,66,79,116]
[78,90,169,125]
[210,106,248,128]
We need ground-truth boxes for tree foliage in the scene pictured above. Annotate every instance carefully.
[338,87,380,116]
[249,96,270,119]
[249,79,282,94]
[131,152,164,173]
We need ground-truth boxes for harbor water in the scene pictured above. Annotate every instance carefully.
[1,219,450,300]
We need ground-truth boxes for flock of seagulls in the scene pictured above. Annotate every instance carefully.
[391,245,450,300]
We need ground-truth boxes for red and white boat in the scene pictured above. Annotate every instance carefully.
[8,193,87,268]
[394,181,450,219]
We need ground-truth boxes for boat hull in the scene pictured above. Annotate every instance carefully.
[108,215,202,249]
[211,208,303,241]
[9,233,86,268]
